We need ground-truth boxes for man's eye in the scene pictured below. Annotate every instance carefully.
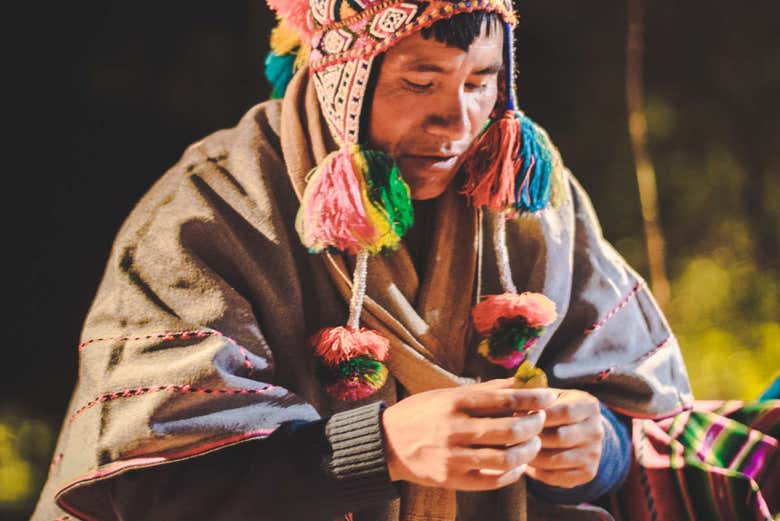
[402,79,433,92]
[466,82,489,92]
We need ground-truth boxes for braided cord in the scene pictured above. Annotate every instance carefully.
[494,211,517,294]
[348,250,369,330]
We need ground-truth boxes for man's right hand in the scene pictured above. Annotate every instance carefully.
[381,378,555,491]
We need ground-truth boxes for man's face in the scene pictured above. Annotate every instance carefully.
[366,24,503,200]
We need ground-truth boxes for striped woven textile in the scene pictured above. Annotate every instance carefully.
[613,400,779,521]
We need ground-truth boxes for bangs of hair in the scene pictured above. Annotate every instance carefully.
[420,11,504,51]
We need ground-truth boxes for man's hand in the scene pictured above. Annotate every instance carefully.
[382,378,556,491]
[526,389,605,488]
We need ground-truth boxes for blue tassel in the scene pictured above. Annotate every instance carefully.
[264,51,295,99]
[514,112,554,212]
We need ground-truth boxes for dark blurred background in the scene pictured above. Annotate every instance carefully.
[3,0,778,518]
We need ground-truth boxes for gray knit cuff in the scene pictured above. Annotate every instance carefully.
[324,401,400,503]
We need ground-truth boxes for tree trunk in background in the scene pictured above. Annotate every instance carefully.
[626,0,670,310]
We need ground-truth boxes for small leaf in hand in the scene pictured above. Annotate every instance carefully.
[513,360,548,389]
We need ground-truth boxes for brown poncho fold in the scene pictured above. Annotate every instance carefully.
[32,69,691,521]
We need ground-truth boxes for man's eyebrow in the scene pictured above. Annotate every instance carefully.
[405,62,449,73]
[473,62,503,75]
[403,61,503,75]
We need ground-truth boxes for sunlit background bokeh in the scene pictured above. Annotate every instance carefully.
[3,0,778,518]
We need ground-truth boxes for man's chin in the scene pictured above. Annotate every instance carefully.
[410,188,445,200]
[402,166,462,200]
[408,180,452,200]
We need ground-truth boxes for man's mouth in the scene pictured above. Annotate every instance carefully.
[401,153,461,172]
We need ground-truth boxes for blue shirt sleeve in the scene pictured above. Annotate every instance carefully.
[526,403,632,505]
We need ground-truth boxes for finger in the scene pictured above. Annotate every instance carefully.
[530,444,602,471]
[539,415,604,449]
[456,389,557,417]
[543,391,600,427]
[450,437,542,471]
[451,464,527,491]
[526,465,599,488]
[454,412,546,446]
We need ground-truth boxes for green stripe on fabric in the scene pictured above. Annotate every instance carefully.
[728,400,780,440]
[679,412,750,468]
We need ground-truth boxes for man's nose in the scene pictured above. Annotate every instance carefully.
[423,94,470,142]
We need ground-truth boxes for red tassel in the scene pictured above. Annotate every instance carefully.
[310,326,389,366]
[462,110,521,211]
[472,292,557,335]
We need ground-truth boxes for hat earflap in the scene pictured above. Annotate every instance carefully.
[296,144,413,400]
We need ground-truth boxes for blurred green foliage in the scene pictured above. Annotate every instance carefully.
[635,80,779,401]
[670,245,779,400]
[0,412,54,514]
[612,97,780,400]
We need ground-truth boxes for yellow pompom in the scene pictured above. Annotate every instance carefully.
[270,20,310,77]
[294,44,311,70]
[270,19,301,55]
[351,145,401,254]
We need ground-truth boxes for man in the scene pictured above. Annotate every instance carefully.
[32,2,693,520]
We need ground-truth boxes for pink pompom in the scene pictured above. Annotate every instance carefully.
[266,0,313,43]
[472,292,557,335]
[310,326,389,366]
[297,148,376,254]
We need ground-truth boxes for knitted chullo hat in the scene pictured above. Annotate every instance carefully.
[265,0,565,399]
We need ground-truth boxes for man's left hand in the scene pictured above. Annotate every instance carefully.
[525,389,604,488]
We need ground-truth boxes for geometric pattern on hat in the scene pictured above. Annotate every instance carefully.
[368,3,418,39]
[309,0,517,145]
[313,57,375,145]
[321,28,357,54]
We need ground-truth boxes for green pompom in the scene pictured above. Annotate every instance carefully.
[335,356,388,387]
[486,322,542,357]
[361,148,414,239]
